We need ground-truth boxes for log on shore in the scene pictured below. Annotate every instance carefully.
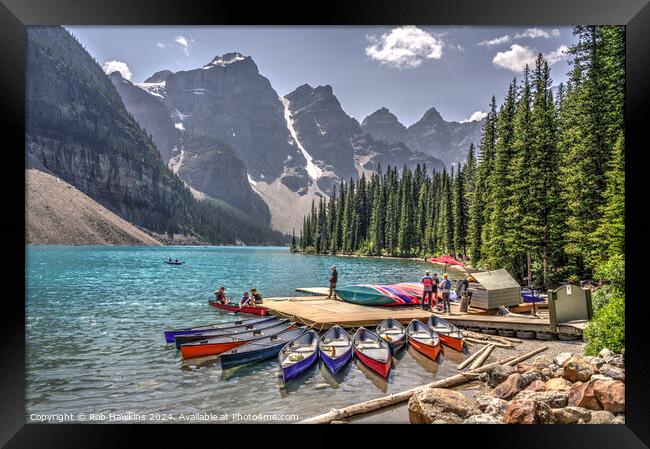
[299,347,548,424]
[468,344,495,370]
[464,337,514,349]
[456,344,489,370]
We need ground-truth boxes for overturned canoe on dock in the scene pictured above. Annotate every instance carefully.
[376,318,407,354]
[407,319,442,361]
[220,328,305,369]
[173,317,281,348]
[353,328,392,378]
[279,330,319,382]
[428,316,465,352]
[335,283,423,306]
[318,325,353,374]
[164,316,276,343]
[179,321,295,359]
[208,300,268,316]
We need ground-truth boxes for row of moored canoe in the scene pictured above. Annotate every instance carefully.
[164,315,465,382]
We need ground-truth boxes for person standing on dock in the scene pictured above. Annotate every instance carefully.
[432,272,440,307]
[421,270,434,310]
[441,273,452,313]
[327,265,338,299]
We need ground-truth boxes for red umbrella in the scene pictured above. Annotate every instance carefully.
[429,255,465,268]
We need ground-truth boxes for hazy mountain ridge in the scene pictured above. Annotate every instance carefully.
[26,26,285,245]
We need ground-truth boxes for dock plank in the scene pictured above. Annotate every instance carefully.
[263,292,583,336]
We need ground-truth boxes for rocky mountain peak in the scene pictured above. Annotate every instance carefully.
[420,106,444,123]
[144,70,173,83]
[202,52,253,70]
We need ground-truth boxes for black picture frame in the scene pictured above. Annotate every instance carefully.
[2,0,648,446]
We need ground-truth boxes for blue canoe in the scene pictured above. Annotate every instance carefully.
[219,327,305,369]
[278,330,319,382]
[173,317,283,348]
[318,325,353,374]
[164,316,275,343]
[522,288,544,303]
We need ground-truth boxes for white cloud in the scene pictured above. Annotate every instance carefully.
[156,42,166,49]
[545,44,569,65]
[365,26,445,69]
[478,35,511,47]
[515,28,560,39]
[461,111,488,123]
[492,44,569,72]
[102,60,132,80]
[492,44,537,72]
[175,35,193,56]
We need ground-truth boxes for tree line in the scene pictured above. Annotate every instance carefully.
[299,26,624,288]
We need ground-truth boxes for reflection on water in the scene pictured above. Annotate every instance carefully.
[27,246,471,421]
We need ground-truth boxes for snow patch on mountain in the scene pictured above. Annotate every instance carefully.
[202,53,246,69]
[281,97,323,181]
[134,81,166,99]
[174,122,185,131]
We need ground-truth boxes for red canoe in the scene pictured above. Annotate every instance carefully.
[209,300,268,316]
[180,321,295,359]
[353,328,391,378]
[406,319,442,361]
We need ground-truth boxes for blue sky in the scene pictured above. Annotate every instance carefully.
[66,26,577,126]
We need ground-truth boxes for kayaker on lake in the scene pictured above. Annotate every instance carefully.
[239,291,253,308]
[214,286,229,304]
[250,288,263,304]
[327,265,338,299]
[421,270,434,310]
[441,273,452,313]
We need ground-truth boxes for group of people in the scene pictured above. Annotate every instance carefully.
[213,286,263,308]
[420,271,453,313]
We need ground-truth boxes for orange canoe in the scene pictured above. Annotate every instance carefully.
[428,316,465,352]
[406,319,442,361]
[180,321,294,359]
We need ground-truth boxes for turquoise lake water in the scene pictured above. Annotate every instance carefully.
[26,245,468,423]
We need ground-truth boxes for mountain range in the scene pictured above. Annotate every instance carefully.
[26,27,485,243]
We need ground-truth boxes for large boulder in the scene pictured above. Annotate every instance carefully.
[408,387,481,424]
[482,365,516,388]
[593,380,625,414]
[584,356,606,369]
[563,357,597,382]
[516,362,534,374]
[587,410,617,424]
[503,399,558,424]
[598,348,614,363]
[518,370,544,389]
[463,414,504,424]
[492,373,523,400]
[513,390,569,408]
[531,356,554,370]
[545,378,573,392]
[568,381,602,411]
[598,364,625,382]
[475,394,509,417]
[553,352,573,367]
[525,380,547,392]
[553,406,592,424]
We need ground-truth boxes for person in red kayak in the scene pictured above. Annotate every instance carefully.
[250,288,263,304]
[214,286,229,304]
[239,291,253,308]
[421,270,434,310]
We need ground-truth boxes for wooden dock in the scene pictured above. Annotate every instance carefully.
[261,288,585,338]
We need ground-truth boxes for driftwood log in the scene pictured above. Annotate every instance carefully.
[464,337,514,349]
[299,347,548,424]
[468,344,495,370]
[463,330,521,345]
[456,344,489,370]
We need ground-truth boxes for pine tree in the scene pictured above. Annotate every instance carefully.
[469,96,497,265]
[454,164,469,257]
